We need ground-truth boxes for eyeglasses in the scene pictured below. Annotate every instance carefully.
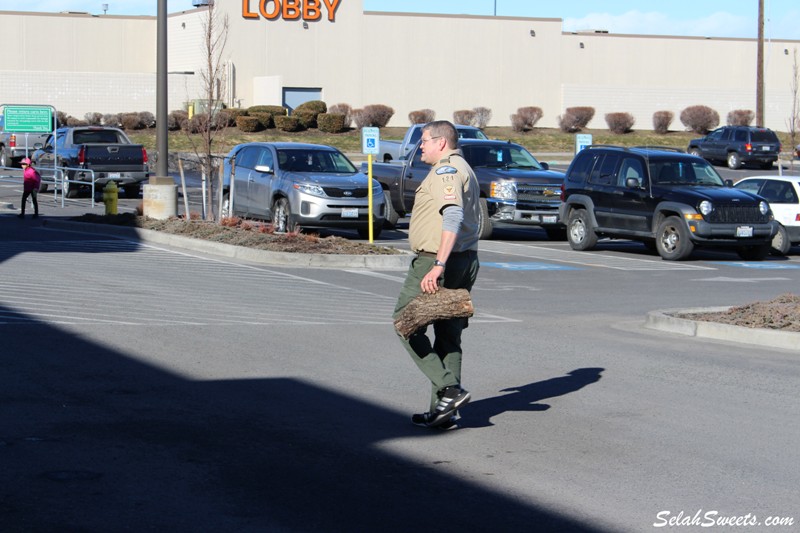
[420,136,441,145]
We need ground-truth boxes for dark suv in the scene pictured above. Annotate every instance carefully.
[559,146,778,260]
[688,126,781,169]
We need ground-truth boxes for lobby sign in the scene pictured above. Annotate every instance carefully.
[242,0,342,22]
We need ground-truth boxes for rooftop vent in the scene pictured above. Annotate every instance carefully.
[192,0,213,6]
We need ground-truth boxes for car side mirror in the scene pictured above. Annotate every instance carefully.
[254,164,273,174]
[626,177,642,188]
[33,143,43,150]
[724,179,734,187]
[539,162,550,170]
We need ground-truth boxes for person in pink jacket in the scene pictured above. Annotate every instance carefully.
[18,157,41,219]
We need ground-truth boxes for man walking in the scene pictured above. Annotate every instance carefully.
[393,120,481,429]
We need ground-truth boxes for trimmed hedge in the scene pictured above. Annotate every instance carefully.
[408,109,435,124]
[653,110,674,134]
[248,105,287,116]
[605,112,635,134]
[318,113,346,133]
[680,105,719,134]
[275,115,302,132]
[236,116,262,132]
[249,112,274,129]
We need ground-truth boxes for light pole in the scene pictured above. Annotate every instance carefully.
[494,0,497,16]
[155,0,168,180]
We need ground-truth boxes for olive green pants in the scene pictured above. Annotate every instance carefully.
[393,251,479,411]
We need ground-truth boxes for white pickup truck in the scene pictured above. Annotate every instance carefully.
[379,123,488,163]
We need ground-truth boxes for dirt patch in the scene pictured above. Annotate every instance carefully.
[70,213,403,256]
[676,293,800,332]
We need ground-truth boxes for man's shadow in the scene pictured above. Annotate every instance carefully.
[462,368,605,428]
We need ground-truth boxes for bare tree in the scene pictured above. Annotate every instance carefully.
[184,2,230,220]
[788,48,799,170]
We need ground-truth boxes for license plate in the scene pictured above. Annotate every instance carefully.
[341,207,359,218]
[542,215,558,224]
[109,172,121,179]
[761,146,771,151]
[736,226,754,237]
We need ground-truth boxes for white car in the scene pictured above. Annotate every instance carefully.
[734,176,800,255]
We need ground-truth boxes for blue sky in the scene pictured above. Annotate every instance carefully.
[2,0,798,40]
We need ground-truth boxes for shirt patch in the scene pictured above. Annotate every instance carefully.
[436,166,458,175]
[443,185,456,200]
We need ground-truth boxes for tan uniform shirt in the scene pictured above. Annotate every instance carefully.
[408,148,481,254]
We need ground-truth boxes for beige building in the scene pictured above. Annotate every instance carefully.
[1,1,798,131]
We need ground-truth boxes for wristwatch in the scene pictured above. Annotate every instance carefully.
[433,259,446,268]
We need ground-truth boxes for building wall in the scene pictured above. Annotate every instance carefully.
[1,4,798,131]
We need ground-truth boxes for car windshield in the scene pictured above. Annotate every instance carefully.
[276,148,357,173]
[464,144,545,170]
[458,129,489,140]
[649,160,724,186]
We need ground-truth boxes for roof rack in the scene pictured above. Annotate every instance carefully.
[631,146,685,153]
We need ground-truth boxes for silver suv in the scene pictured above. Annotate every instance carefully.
[222,142,385,238]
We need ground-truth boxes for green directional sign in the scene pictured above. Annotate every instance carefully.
[3,106,53,133]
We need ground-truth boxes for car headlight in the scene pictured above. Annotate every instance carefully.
[698,200,713,216]
[759,201,769,216]
[490,181,517,200]
[294,183,326,197]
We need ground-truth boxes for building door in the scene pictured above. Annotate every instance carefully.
[282,88,322,113]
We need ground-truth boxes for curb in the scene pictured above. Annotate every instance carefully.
[41,220,414,270]
[645,307,800,351]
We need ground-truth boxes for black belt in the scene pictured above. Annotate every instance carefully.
[417,250,473,258]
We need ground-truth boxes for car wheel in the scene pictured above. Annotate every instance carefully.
[122,184,140,199]
[357,224,382,239]
[566,209,598,251]
[271,197,296,233]
[737,243,770,260]
[477,197,493,240]
[655,216,694,260]
[383,190,399,229]
[221,193,231,218]
[770,224,791,256]
[544,226,567,241]
[727,152,742,169]
[64,171,79,198]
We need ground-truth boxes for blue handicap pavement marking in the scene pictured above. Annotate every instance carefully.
[716,262,800,270]
[483,262,581,271]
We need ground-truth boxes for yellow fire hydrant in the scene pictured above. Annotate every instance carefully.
[103,181,119,215]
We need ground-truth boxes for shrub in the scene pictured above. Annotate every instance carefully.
[293,110,317,129]
[138,111,156,128]
[120,112,145,130]
[294,100,327,115]
[652,110,673,134]
[102,113,121,127]
[605,112,635,134]
[168,110,188,131]
[274,115,302,132]
[328,103,352,128]
[84,112,103,125]
[514,106,544,131]
[351,108,367,128]
[680,105,719,134]
[317,113,346,133]
[361,104,394,127]
[66,116,88,127]
[473,107,492,128]
[236,116,262,132]
[249,112,274,129]
[727,109,754,126]
[224,108,248,125]
[453,109,477,126]
[186,113,210,134]
[248,105,287,116]
[56,111,69,127]
[408,109,435,124]
[558,106,595,132]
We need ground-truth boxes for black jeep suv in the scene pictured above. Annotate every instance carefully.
[687,126,781,169]
[559,146,778,260]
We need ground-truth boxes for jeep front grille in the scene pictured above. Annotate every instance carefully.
[322,187,368,198]
[706,204,769,224]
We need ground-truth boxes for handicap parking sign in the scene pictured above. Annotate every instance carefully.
[362,127,380,155]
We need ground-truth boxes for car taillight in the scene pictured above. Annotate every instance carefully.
[142,147,148,164]
[744,143,752,152]
[9,134,15,148]
[78,146,85,165]
[796,214,800,222]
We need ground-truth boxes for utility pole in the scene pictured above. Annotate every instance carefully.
[756,0,765,126]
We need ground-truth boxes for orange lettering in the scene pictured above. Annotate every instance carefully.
[242,0,258,19]
[260,0,280,20]
[283,0,301,20]
[303,0,321,21]
[322,0,341,22]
